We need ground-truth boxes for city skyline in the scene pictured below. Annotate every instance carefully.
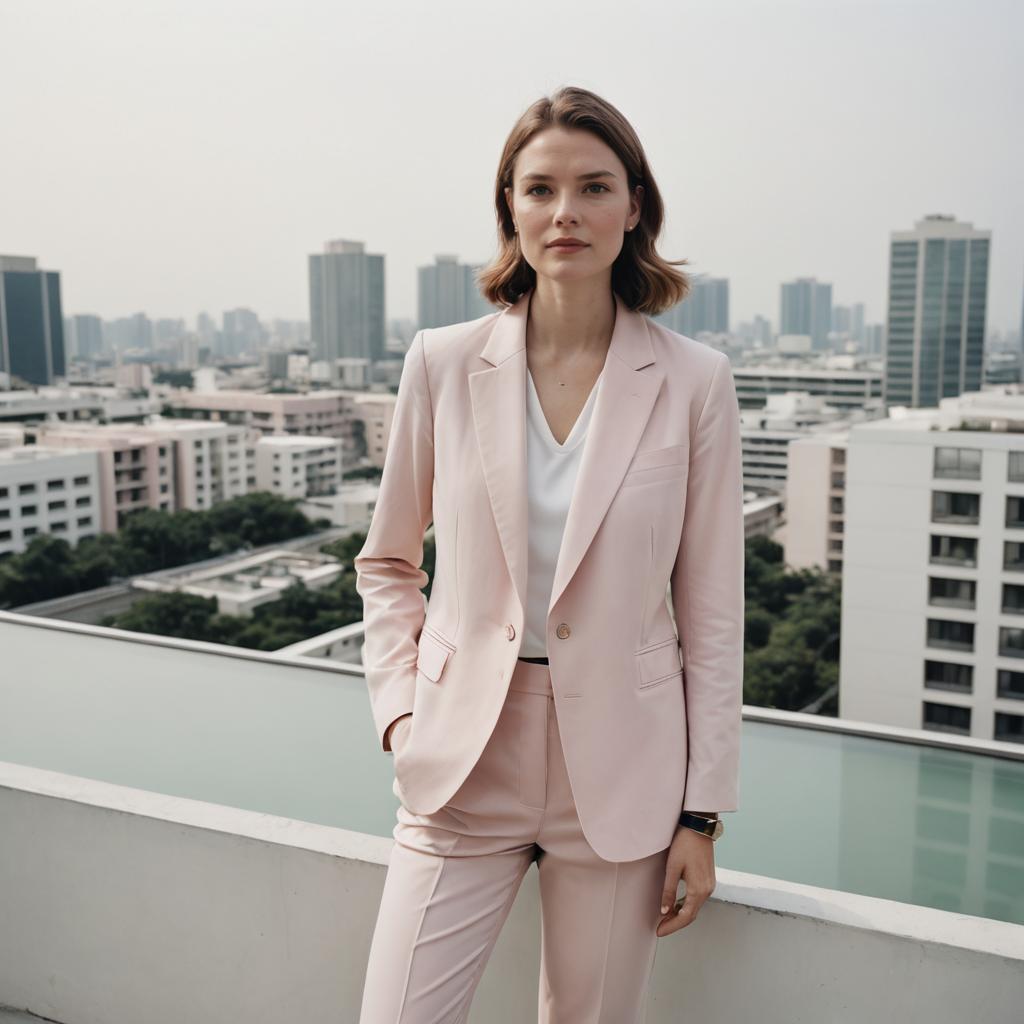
[2,0,1021,332]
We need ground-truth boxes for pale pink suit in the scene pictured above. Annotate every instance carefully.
[355,287,745,1022]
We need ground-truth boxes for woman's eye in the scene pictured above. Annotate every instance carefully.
[526,183,609,196]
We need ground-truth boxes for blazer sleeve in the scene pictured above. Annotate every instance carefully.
[670,352,745,813]
[354,329,434,753]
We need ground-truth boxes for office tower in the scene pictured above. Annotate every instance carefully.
[883,214,990,408]
[851,302,866,345]
[308,239,385,369]
[104,313,153,353]
[653,274,730,336]
[221,308,265,359]
[863,324,885,357]
[780,278,833,350]
[71,315,104,360]
[0,255,67,386]
[417,255,497,329]
[154,318,186,345]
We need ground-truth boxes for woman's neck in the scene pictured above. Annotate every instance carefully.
[526,280,616,360]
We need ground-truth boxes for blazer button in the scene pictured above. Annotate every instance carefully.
[556,622,571,639]
[506,623,516,640]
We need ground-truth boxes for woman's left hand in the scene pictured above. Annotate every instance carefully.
[655,825,717,937]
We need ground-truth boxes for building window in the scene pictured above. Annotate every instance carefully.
[996,669,1024,701]
[1003,583,1024,615]
[931,491,980,524]
[926,618,974,651]
[930,534,978,567]
[47,500,67,511]
[924,660,973,693]
[934,446,981,480]
[928,577,976,609]
[17,483,36,495]
[20,505,37,517]
[1005,541,1024,572]
[73,475,88,486]
[998,627,1024,659]
[46,479,65,491]
[1009,451,1024,483]
[923,701,971,734]
[994,712,1024,744]
[1006,496,1024,529]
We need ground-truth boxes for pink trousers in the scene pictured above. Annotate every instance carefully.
[358,658,672,1023]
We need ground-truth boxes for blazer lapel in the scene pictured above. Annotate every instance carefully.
[469,287,663,621]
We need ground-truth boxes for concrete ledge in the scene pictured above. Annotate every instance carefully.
[1,760,1021,1024]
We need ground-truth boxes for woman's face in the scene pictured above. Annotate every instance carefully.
[504,126,642,288]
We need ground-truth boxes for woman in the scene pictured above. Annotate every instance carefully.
[355,85,744,1023]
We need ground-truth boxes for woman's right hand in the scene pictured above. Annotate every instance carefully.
[388,713,413,755]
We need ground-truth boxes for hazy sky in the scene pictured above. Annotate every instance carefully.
[2,0,1021,334]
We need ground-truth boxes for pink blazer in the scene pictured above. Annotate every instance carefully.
[354,287,744,862]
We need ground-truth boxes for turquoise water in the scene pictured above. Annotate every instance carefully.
[2,619,1022,925]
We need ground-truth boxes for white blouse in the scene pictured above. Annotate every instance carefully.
[520,365,605,658]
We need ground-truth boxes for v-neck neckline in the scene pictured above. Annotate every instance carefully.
[526,367,603,453]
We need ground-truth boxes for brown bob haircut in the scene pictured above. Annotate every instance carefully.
[476,85,690,316]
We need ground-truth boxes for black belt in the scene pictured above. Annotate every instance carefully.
[518,656,550,664]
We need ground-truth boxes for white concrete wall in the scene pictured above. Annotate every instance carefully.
[1,761,1021,1024]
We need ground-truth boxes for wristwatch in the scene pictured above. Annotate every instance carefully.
[678,811,725,841]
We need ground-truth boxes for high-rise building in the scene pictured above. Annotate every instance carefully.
[653,274,729,336]
[221,308,265,359]
[71,314,104,360]
[308,239,385,371]
[780,277,833,350]
[417,254,496,329]
[0,255,67,386]
[883,214,990,409]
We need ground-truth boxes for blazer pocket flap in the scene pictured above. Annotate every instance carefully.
[637,638,683,687]
[626,443,688,475]
[416,629,454,682]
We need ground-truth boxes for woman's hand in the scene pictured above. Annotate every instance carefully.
[388,713,413,755]
[655,825,717,937]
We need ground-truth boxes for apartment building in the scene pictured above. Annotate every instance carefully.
[785,433,849,574]
[253,435,343,499]
[840,390,1024,744]
[0,446,102,557]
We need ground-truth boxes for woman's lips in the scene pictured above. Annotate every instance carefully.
[547,243,588,252]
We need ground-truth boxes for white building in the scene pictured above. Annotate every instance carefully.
[785,433,849,574]
[840,389,1024,744]
[0,446,102,556]
[34,418,249,530]
[733,363,884,413]
[740,392,873,495]
[133,548,342,616]
[141,418,251,509]
[253,435,343,499]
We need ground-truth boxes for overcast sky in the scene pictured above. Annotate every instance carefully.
[2,0,1021,334]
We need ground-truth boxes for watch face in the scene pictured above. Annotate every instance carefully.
[712,820,724,839]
